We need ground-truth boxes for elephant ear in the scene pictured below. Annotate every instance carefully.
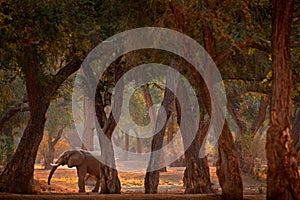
[67,150,85,167]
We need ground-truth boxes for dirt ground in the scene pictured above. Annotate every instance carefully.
[0,166,267,200]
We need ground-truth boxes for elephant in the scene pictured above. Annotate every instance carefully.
[48,149,104,193]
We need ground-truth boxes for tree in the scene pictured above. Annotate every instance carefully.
[168,0,243,198]
[144,68,176,194]
[93,59,124,194]
[0,0,96,193]
[265,0,300,199]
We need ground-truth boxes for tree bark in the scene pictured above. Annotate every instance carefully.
[266,0,300,199]
[183,120,213,194]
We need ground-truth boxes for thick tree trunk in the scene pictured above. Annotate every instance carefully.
[196,56,243,200]
[95,62,123,194]
[266,0,300,199]
[216,123,243,200]
[0,104,49,193]
[0,45,51,193]
[202,20,243,199]
[0,45,81,193]
[183,121,213,194]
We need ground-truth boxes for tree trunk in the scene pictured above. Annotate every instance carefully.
[144,65,179,194]
[144,87,173,193]
[183,121,213,194]
[266,0,300,199]
[0,104,49,193]
[133,130,142,153]
[0,45,50,193]
[94,62,123,194]
[0,45,81,193]
[81,97,95,151]
[44,135,55,170]
[124,131,129,161]
[202,20,243,199]
[142,84,167,173]
[216,123,243,200]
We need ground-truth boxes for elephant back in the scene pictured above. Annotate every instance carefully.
[68,150,85,167]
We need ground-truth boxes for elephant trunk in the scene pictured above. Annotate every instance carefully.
[48,158,62,185]
[48,164,59,185]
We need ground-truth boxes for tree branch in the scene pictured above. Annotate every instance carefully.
[215,41,271,66]
[49,56,82,95]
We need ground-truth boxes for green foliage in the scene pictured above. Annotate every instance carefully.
[0,0,97,78]
[129,84,164,127]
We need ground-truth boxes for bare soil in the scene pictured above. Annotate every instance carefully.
[0,165,267,199]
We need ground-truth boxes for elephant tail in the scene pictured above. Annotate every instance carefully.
[48,165,59,185]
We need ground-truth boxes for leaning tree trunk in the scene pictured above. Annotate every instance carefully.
[93,61,123,194]
[202,21,243,199]
[144,62,182,193]
[0,45,81,193]
[0,99,49,193]
[173,72,213,194]
[182,119,213,194]
[266,0,300,199]
[0,45,51,193]
[144,87,174,194]
[169,0,243,197]
[142,84,167,173]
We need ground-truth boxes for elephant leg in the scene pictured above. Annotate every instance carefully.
[92,177,100,192]
[77,166,87,192]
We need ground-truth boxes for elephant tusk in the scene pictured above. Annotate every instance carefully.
[50,163,59,167]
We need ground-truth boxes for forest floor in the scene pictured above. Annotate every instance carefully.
[0,163,268,200]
